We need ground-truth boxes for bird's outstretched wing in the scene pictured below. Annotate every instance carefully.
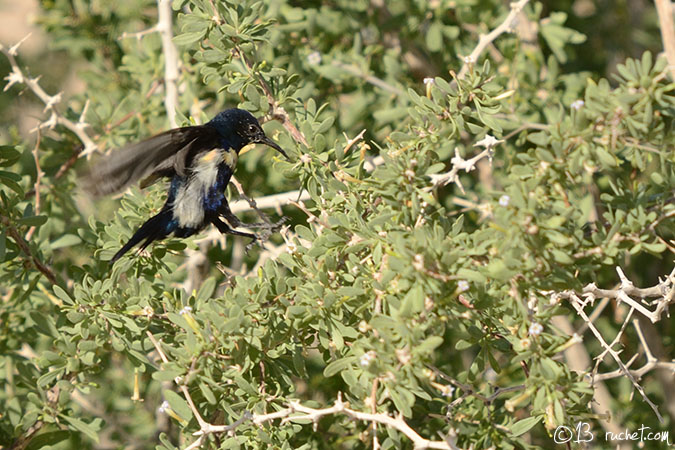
[82,125,221,197]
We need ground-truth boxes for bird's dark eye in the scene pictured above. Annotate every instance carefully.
[248,124,257,133]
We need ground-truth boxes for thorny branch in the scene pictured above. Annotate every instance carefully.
[566,266,675,323]
[24,130,43,241]
[146,332,210,431]
[147,323,461,450]
[182,393,457,450]
[1,36,98,156]
[119,0,179,128]
[230,130,496,219]
[554,265,675,423]
[233,44,309,147]
[156,0,179,128]
[148,330,458,450]
[0,216,57,285]
[654,0,675,80]
[428,135,501,193]
[594,319,675,382]
[456,0,531,80]
[229,189,311,214]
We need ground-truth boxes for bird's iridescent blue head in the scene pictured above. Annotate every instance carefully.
[207,108,288,159]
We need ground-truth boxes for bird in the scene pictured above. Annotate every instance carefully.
[83,108,288,263]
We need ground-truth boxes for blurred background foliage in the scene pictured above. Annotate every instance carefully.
[0,0,673,449]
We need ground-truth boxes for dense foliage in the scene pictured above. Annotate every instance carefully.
[1,0,673,449]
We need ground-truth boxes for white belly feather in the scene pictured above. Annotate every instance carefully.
[173,149,225,227]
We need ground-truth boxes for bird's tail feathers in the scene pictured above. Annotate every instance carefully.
[111,209,174,263]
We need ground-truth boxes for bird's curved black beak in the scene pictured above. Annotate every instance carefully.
[257,135,289,160]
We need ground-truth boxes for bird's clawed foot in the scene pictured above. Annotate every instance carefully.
[244,235,259,254]
[245,216,288,231]
[214,213,287,254]
[244,219,286,253]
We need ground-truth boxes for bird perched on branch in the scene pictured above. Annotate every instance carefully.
[83,108,288,263]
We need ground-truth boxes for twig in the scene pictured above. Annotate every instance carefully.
[654,0,675,80]
[501,122,549,140]
[370,378,380,450]
[427,365,525,405]
[1,36,97,156]
[550,315,630,443]
[229,176,283,230]
[578,266,675,323]
[594,319,675,381]
[0,216,57,285]
[25,130,43,241]
[149,336,458,449]
[456,0,531,80]
[428,135,501,193]
[207,0,223,24]
[119,25,159,41]
[118,1,178,128]
[54,146,84,180]
[146,332,210,430]
[194,394,455,450]
[554,265,675,424]
[591,306,634,378]
[290,200,331,229]
[570,294,662,421]
[234,45,308,147]
[342,128,367,154]
[157,0,180,128]
[332,61,406,96]
[228,189,310,214]
[228,129,377,216]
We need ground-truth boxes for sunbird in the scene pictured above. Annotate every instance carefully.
[83,108,288,263]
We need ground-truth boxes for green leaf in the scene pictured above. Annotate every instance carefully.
[398,285,424,317]
[173,30,205,46]
[30,311,59,336]
[25,431,71,449]
[61,416,101,443]
[53,285,74,305]
[389,386,413,417]
[152,368,183,382]
[416,336,444,355]
[510,416,541,436]
[324,356,357,377]
[200,382,217,404]
[595,147,616,168]
[456,267,486,283]
[455,339,473,350]
[315,117,335,134]
[426,21,443,52]
[18,215,48,227]
[51,234,82,249]
[196,277,216,301]
[163,390,193,422]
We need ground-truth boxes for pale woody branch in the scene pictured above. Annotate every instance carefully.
[231,133,499,215]
[156,0,179,128]
[594,319,675,382]
[428,135,501,193]
[149,329,460,449]
[456,0,531,80]
[553,264,675,423]
[1,35,98,156]
[229,189,310,214]
[185,393,459,450]
[566,266,675,324]
[654,0,675,80]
